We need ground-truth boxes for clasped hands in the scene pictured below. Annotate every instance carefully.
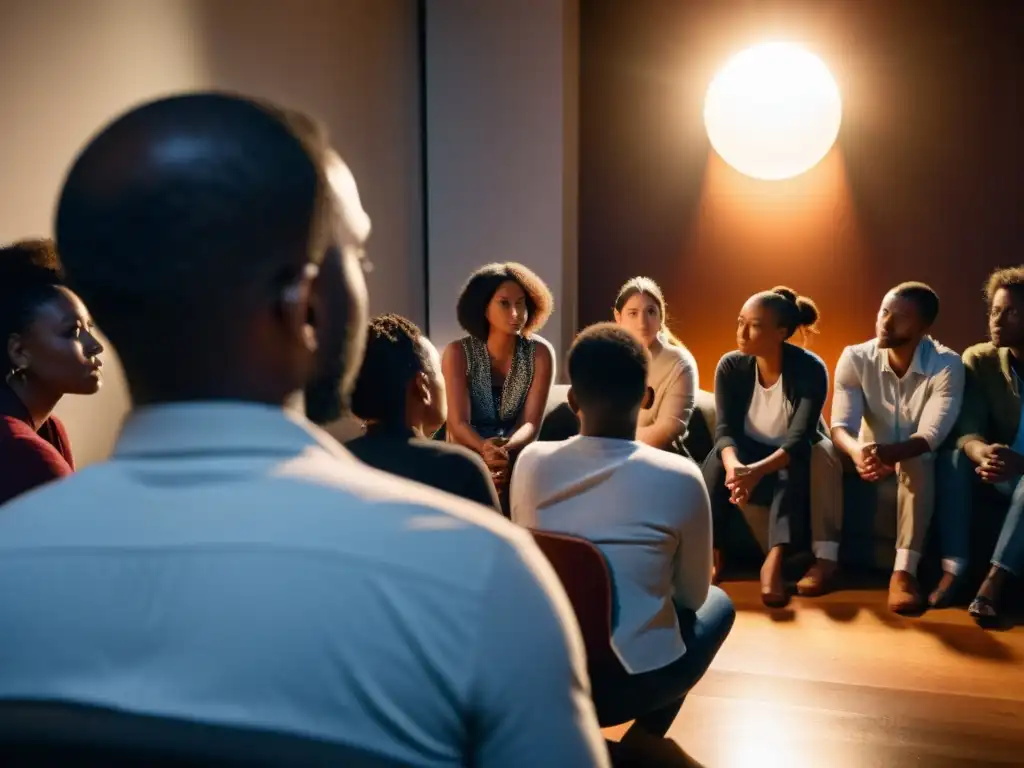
[724,463,763,506]
[855,442,896,482]
[975,443,1024,484]
[482,437,510,489]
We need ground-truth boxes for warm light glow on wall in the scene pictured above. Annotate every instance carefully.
[704,43,842,181]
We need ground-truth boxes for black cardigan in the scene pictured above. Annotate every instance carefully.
[713,343,830,460]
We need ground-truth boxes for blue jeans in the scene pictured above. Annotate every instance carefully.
[936,449,1024,576]
[592,586,736,734]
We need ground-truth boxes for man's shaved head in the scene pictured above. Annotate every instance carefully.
[55,92,371,412]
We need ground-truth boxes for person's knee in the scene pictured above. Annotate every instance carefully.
[898,453,935,486]
[811,438,842,480]
[705,585,737,631]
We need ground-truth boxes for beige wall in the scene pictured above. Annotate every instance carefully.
[0,0,422,465]
[423,0,579,372]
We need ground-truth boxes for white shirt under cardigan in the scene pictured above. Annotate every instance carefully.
[744,372,794,447]
[0,402,608,768]
[511,436,712,675]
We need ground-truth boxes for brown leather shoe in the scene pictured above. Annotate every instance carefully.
[928,570,961,608]
[797,559,839,597]
[889,570,924,614]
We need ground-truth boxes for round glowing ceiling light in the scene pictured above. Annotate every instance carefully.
[703,42,842,181]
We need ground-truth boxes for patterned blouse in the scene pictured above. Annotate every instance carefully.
[460,335,537,439]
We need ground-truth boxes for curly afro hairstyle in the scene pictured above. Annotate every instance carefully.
[0,239,66,373]
[455,262,553,341]
[568,322,649,411]
[350,314,429,423]
[985,266,1024,305]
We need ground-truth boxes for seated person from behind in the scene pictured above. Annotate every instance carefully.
[442,263,555,512]
[612,276,698,455]
[827,282,965,614]
[343,313,500,511]
[0,94,608,767]
[512,323,734,742]
[0,239,104,505]
[702,287,836,607]
[942,267,1024,625]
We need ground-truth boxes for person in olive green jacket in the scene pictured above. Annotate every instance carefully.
[943,267,1024,626]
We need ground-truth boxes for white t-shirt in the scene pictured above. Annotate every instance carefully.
[0,403,608,768]
[744,371,793,446]
[511,436,712,675]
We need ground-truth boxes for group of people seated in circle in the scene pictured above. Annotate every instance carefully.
[0,91,1020,765]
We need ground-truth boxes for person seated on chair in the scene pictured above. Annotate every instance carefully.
[702,287,836,607]
[0,239,104,506]
[342,313,500,511]
[613,276,698,456]
[827,282,965,615]
[939,267,1024,625]
[512,323,734,741]
[442,263,555,514]
[0,93,608,767]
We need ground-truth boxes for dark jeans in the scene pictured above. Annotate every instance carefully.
[702,438,811,556]
[591,586,736,736]
[937,449,1024,577]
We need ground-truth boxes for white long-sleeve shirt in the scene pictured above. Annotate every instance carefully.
[512,436,712,675]
[831,336,965,450]
[0,402,608,768]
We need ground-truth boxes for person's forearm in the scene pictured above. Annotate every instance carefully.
[636,420,683,450]
[883,436,932,464]
[504,422,538,453]
[830,427,861,461]
[720,446,741,471]
[962,438,990,466]
[449,420,487,454]
[749,448,790,477]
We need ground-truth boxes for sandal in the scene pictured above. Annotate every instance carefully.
[968,595,1000,628]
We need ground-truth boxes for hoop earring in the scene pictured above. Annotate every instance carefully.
[5,365,27,383]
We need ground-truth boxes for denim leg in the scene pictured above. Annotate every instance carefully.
[934,449,972,571]
[630,586,737,736]
[993,476,1024,577]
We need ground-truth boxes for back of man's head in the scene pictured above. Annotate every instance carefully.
[55,92,368,411]
[567,323,649,413]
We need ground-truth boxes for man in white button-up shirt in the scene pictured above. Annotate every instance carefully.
[824,283,965,614]
[0,94,608,767]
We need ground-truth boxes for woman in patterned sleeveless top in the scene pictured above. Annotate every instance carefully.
[442,263,555,513]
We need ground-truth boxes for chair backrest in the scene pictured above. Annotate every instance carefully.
[530,530,617,669]
[0,700,406,767]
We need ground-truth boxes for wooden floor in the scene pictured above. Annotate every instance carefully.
[603,581,1024,767]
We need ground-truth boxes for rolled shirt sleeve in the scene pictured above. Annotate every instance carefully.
[830,346,864,436]
[913,355,966,451]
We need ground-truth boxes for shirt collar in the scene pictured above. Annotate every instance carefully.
[113,401,354,462]
[879,336,931,376]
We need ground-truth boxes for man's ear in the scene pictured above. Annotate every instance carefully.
[279,263,320,354]
[640,385,655,411]
[414,370,431,406]
[567,386,579,414]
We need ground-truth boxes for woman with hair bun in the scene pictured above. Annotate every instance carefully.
[613,277,698,454]
[0,239,104,505]
[703,286,836,607]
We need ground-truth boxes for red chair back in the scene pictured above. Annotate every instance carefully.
[530,530,617,668]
